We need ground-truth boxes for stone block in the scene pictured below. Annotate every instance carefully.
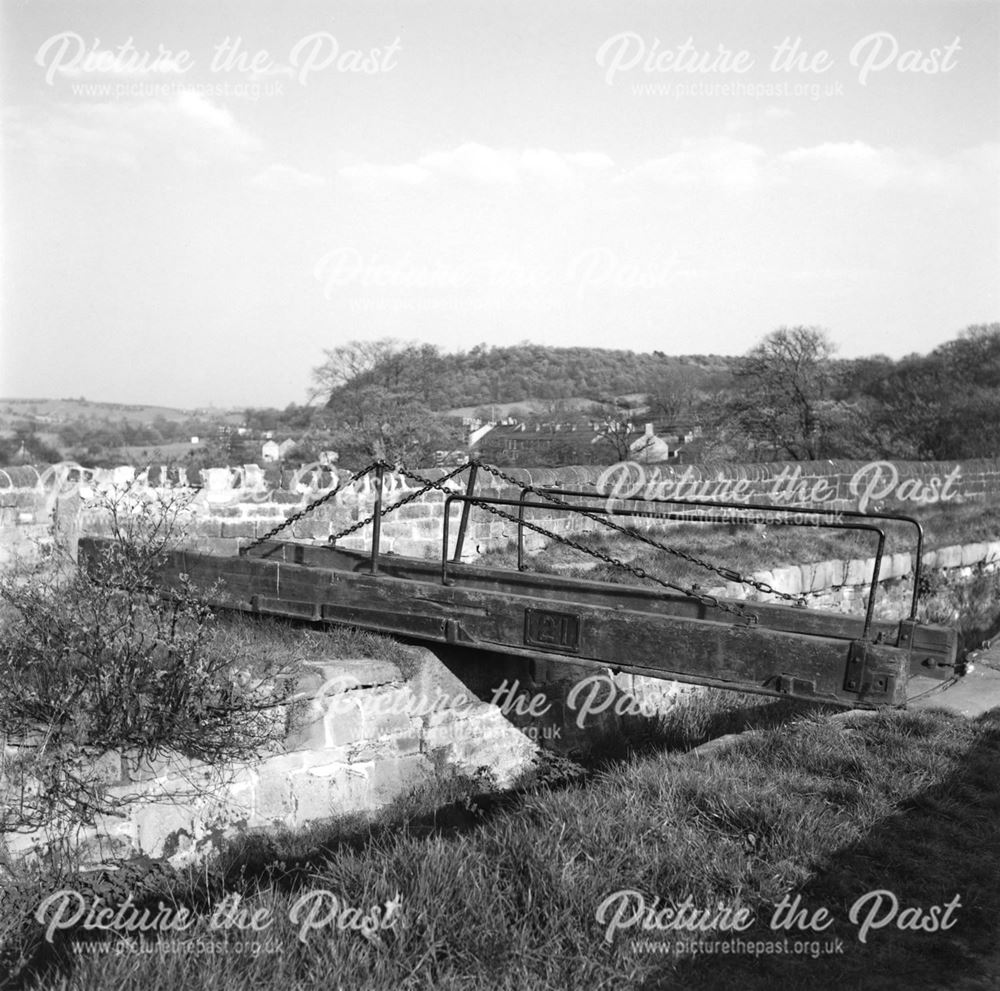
[253,768,293,823]
[324,698,366,747]
[188,536,242,557]
[220,520,257,539]
[390,538,436,559]
[844,558,875,587]
[771,566,801,596]
[961,542,988,566]
[360,688,421,739]
[366,754,433,805]
[395,504,435,520]
[344,731,423,762]
[289,520,330,540]
[311,506,356,529]
[296,658,403,699]
[723,581,747,600]
[888,553,912,581]
[289,761,354,825]
[284,710,327,752]
[412,518,446,536]
[133,801,196,857]
[243,505,285,520]
[799,561,830,593]
[936,545,963,569]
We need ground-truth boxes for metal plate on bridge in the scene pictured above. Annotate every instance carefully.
[524,609,581,653]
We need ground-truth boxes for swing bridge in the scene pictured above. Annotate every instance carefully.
[80,459,964,709]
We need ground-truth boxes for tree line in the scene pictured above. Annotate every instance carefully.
[312,324,1000,466]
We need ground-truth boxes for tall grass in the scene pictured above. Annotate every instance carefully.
[7,704,999,991]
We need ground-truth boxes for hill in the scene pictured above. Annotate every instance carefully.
[322,344,738,413]
[0,398,242,428]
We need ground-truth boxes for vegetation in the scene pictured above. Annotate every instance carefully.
[4,323,998,470]
[0,488,298,838]
[311,340,734,411]
[308,324,1000,468]
[4,701,998,990]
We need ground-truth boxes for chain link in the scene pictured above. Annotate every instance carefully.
[382,461,759,624]
[326,461,471,544]
[240,456,826,620]
[241,459,384,554]
[472,462,779,611]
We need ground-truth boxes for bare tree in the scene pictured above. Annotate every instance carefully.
[308,339,403,404]
[588,401,635,461]
[729,326,838,460]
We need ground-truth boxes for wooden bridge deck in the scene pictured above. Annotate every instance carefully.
[79,537,960,711]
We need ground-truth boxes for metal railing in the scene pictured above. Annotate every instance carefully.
[519,486,923,622]
[442,493,887,641]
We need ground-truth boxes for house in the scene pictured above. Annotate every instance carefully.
[629,423,672,463]
[261,438,299,462]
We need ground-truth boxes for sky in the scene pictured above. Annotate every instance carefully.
[1,0,998,409]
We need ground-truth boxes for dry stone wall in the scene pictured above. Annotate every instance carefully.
[2,457,999,568]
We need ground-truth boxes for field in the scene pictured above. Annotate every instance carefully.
[0,399,243,429]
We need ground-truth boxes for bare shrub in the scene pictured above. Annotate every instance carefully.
[0,484,297,838]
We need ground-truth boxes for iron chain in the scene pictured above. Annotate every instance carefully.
[472,463,775,613]
[397,461,759,624]
[241,459,384,554]
[242,457,816,620]
[326,461,471,544]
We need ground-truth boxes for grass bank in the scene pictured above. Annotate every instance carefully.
[5,701,999,991]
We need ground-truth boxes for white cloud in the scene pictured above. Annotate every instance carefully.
[623,138,766,192]
[5,93,259,169]
[614,138,998,198]
[249,163,326,190]
[724,105,794,133]
[338,161,431,185]
[775,141,999,190]
[338,143,615,188]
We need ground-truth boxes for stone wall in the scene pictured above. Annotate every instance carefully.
[2,456,999,569]
[2,645,538,868]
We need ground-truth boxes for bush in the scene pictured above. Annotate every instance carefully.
[0,484,297,838]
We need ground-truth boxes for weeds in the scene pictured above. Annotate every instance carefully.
[0,486,298,841]
[5,703,998,991]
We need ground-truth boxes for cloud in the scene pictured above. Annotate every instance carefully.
[622,138,766,191]
[249,163,326,190]
[338,161,431,185]
[5,92,259,169]
[334,138,995,212]
[724,105,794,133]
[338,143,615,187]
[614,138,998,198]
[775,141,999,190]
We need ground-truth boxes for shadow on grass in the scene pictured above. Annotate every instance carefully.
[652,708,1000,991]
[2,681,820,990]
